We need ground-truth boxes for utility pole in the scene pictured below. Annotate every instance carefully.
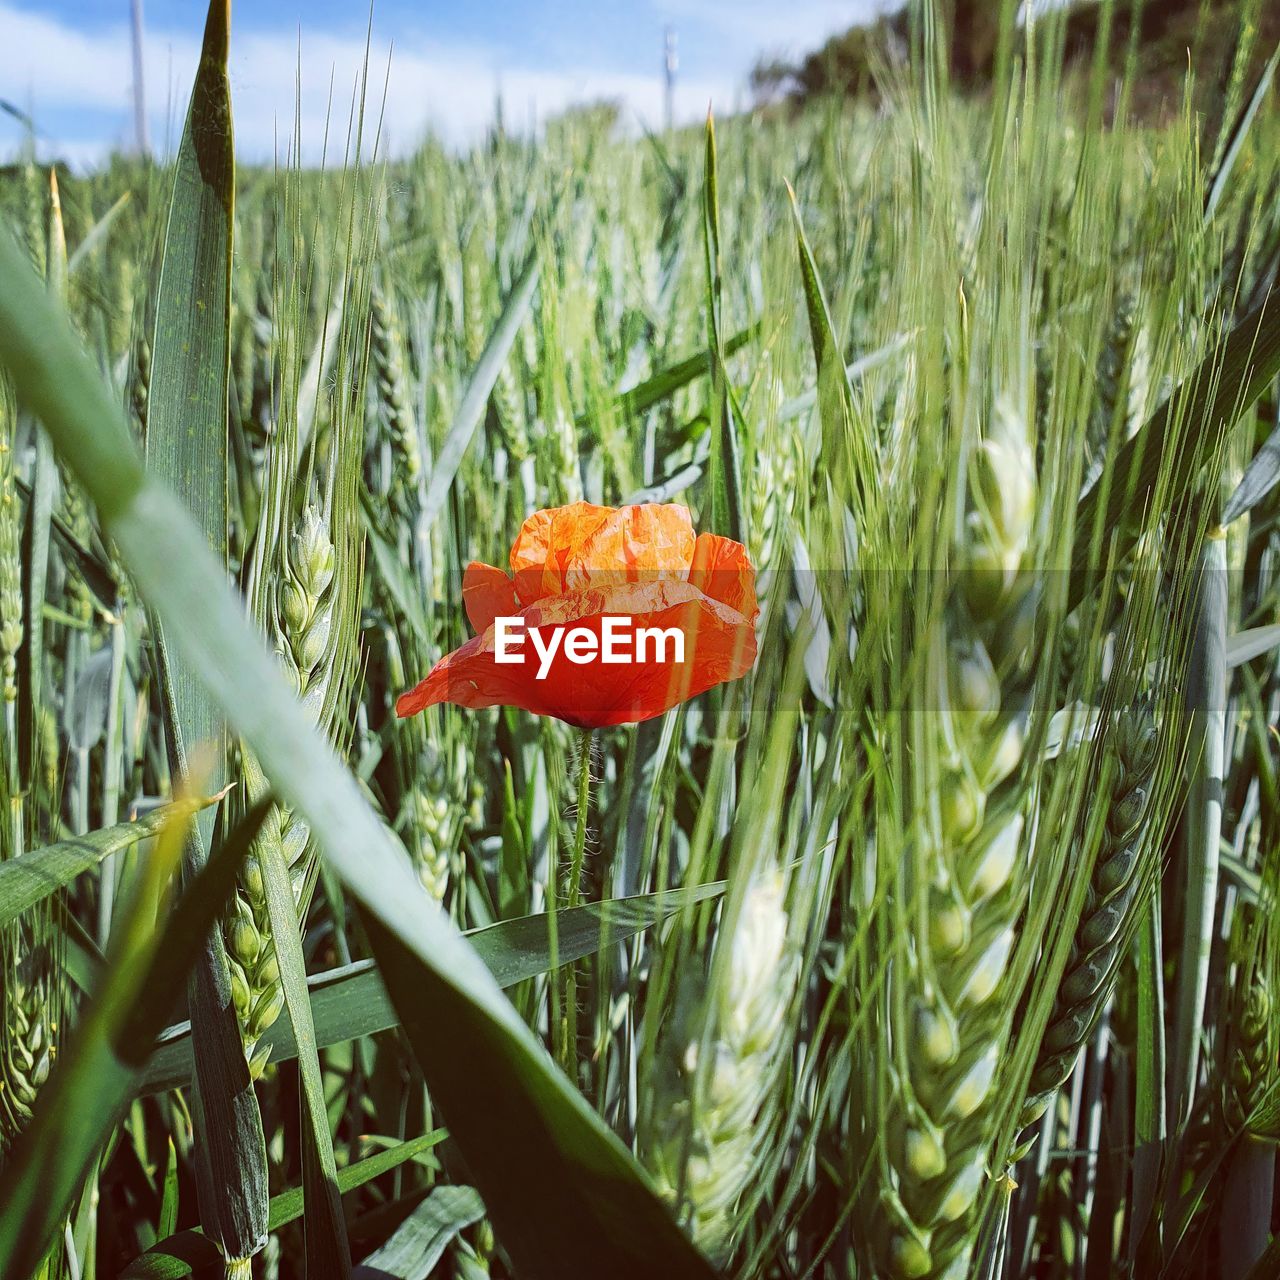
[663,25,677,132]
[130,0,149,156]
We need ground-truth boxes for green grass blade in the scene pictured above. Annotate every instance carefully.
[786,181,874,528]
[1129,893,1166,1266]
[268,1130,448,1230]
[147,0,234,801]
[1071,298,1280,606]
[1171,536,1228,1124]
[67,192,132,276]
[1204,44,1280,222]
[0,796,220,928]
[121,1234,221,1280]
[122,1131,450,1278]
[1226,624,1280,668]
[1221,1133,1275,1279]
[159,1138,180,1241]
[613,323,758,421]
[775,332,912,423]
[20,427,54,787]
[363,909,719,1277]
[12,472,122,610]
[421,247,540,526]
[139,880,727,1094]
[1222,412,1280,525]
[143,1,269,1264]
[256,816,352,1277]
[701,111,745,545]
[1243,1237,1280,1280]
[0,798,266,1276]
[363,503,430,647]
[352,1185,484,1279]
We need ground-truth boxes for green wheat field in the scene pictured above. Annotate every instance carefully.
[1,0,1279,1276]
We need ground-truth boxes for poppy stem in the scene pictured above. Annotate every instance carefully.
[561,728,594,1071]
[567,728,594,913]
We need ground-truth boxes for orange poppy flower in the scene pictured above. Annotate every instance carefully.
[396,502,758,728]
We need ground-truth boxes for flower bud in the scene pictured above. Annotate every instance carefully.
[281,812,310,868]
[929,889,970,956]
[964,812,1022,900]
[1117,710,1158,775]
[280,579,310,633]
[1243,984,1270,1041]
[902,1124,946,1179]
[914,999,959,1065]
[250,986,285,1038]
[1109,784,1147,842]
[1096,839,1139,896]
[960,927,1013,1005]
[939,769,983,841]
[975,435,1035,552]
[887,1232,931,1279]
[298,603,332,673]
[256,950,280,990]
[229,906,261,966]
[946,1044,998,1118]
[228,961,250,1018]
[249,1042,273,1080]
[950,639,999,729]
[978,716,1024,790]
[241,853,265,903]
[936,1158,983,1223]
[293,506,335,595]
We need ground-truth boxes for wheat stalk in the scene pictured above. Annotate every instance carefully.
[20,161,46,279]
[876,408,1039,1280]
[533,270,583,504]
[0,971,55,1159]
[1,335,55,1168]
[369,280,422,503]
[493,349,531,466]
[1228,975,1271,1126]
[1014,707,1157,1152]
[221,178,372,1078]
[226,498,357,1075]
[0,380,21,720]
[643,866,798,1265]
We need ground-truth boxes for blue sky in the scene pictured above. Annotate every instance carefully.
[0,1,884,167]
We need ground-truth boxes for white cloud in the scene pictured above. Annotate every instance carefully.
[0,2,741,168]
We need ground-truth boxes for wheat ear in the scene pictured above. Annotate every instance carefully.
[878,417,1039,1280]
[644,867,798,1265]
[1014,707,1157,1152]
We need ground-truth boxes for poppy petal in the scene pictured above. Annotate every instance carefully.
[509,502,697,604]
[510,502,612,605]
[462,561,518,635]
[688,532,759,622]
[396,577,755,728]
[400,503,758,727]
[583,593,757,725]
[395,633,554,718]
[561,503,695,593]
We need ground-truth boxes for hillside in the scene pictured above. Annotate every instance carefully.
[752,0,1280,120]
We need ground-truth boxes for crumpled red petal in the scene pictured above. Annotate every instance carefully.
[462,561,518,635]
[689,532,759,623]
[509,501,695,606]
[395,575,755,728]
